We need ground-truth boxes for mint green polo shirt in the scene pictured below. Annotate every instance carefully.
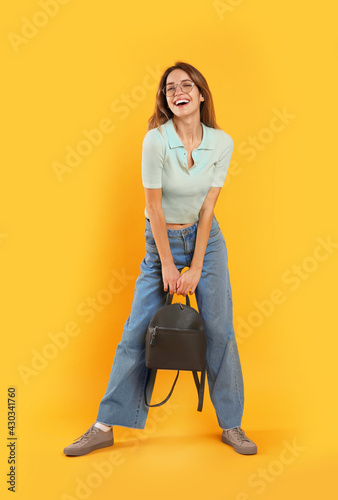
[141,118,234,223]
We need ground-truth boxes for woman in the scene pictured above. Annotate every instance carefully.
[63,61,257,456]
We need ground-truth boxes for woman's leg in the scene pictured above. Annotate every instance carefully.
[96,219,188,429]
[96,247,166,428]
[194,217,245,430]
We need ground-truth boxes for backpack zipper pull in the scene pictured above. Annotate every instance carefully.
[150,326,157,346]
[179,302,184,310]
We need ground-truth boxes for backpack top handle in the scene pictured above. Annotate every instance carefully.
[165,291,191,307]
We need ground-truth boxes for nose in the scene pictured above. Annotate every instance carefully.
[174,85,184,96]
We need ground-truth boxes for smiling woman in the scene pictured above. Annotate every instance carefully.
[143,63,233,231]
[63,61,258,458]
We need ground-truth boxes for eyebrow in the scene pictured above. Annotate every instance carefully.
[166,79,192,85]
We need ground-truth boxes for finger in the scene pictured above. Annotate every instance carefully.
[169,282,176,295]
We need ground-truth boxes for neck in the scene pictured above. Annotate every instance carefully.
[172,114,203,146]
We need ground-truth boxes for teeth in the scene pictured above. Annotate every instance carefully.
[175,100,189,105]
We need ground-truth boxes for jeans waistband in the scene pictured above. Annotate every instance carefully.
[145,214,218,237]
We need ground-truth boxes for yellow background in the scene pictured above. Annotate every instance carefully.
[1,0,337,498]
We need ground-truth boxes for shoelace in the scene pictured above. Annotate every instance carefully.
[230,427,251,443]
[73,425,98,444]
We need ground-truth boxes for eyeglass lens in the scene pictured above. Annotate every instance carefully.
[164,82,194,96]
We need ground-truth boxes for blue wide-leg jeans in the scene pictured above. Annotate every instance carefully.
[96,214,244,430]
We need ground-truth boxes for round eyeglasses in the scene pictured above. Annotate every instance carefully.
[162,81,195,97]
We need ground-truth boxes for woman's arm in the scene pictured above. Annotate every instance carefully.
[144,187,181,294]
[177,187,222,296]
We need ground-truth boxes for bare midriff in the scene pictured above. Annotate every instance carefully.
[166,221,197,229]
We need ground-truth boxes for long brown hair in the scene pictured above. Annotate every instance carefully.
[147,61,221,131]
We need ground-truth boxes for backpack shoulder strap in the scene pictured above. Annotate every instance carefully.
[192,362,206,412]
[144,369,180,408]
[144,363,206,411]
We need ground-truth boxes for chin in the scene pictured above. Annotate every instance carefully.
[172,109,194,117]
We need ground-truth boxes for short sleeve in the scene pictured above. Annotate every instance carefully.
[211,134,234,188]
[141,129,165,189]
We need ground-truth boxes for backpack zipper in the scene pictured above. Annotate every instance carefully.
[150,326,157,346]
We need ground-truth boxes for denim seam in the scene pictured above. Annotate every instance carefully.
[225,265,233,308]
[134,366,148,427]
[231,342,244,413]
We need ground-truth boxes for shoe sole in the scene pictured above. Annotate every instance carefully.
[221,435,257,455]
[64,438,114,457]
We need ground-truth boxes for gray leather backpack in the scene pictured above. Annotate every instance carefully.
[144,291,206,411]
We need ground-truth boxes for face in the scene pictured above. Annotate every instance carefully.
[164,69,204,118]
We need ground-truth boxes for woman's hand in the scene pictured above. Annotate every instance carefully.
[176,266,202,297]
[161,262,181,295]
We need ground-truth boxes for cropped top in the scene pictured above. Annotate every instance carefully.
[141,118,234,223]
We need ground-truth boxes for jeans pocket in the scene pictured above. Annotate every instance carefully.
[209,226,221,239]
[145,231,158,250]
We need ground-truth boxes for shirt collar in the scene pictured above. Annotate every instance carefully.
[164,118,214,150]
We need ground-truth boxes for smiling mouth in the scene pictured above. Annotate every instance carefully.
[174,99,190,107]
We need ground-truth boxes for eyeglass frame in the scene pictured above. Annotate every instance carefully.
[162,80,196,97]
